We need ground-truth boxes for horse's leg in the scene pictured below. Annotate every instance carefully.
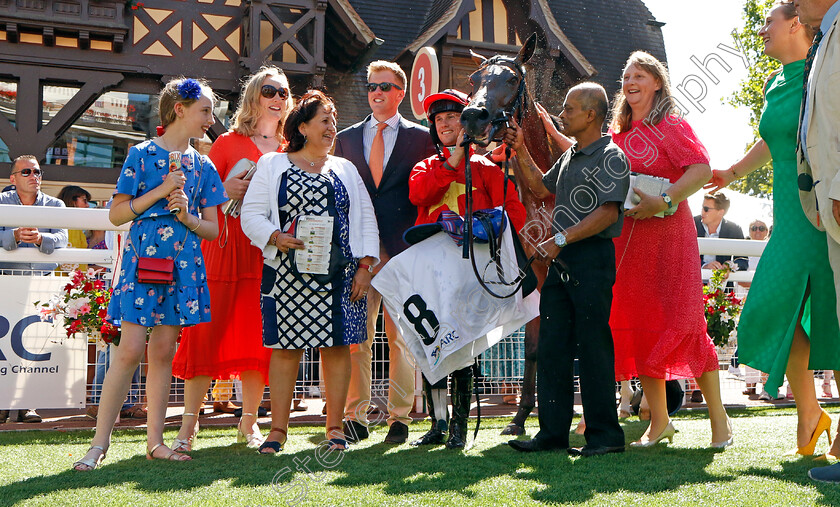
[501,317,539,435]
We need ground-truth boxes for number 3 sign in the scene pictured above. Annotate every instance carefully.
[410,47,440,121]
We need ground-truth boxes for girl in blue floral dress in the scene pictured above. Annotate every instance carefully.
[73,78,227,470]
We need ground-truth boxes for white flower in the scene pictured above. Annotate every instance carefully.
[720,313,731,323]
[140,316,147,325]
[145,246,157,256]
[124,168,135,177]
[135,297,144,305]
[161,226,174,241]
[138,182,147,191]
[180,260,188,269]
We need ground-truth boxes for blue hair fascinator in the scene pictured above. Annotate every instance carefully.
[177,79,203,100]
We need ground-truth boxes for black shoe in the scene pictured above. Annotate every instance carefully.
[384,421,409,444]
[343,420,369,443]
[0,410,9,423]
[507,438,566,453]
[568,445,625,457]
[690,390,703,403]
[411,420,447,446]
[446,420,467,449]
[233,407,268,418]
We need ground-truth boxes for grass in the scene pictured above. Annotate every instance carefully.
[2,406,840,506]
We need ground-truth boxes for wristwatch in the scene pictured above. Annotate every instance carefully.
[661,192,674,210]
[554,232,567,248]
[358,263,373,273]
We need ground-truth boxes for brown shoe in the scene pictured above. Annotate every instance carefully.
[120,405,147,419]
[86,406,99,420]
[292,399,308,412]
[17,409,42,423]
[213,401,240,414]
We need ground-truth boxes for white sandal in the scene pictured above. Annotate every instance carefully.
[237,412,265,448]
[73,445,107,471]
[172,412,199,452]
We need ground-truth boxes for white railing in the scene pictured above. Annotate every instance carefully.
[698,237,766,283]
[0,204,127,267]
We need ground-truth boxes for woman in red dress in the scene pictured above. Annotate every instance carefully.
[609,52,732,448]
[171,66,293,449]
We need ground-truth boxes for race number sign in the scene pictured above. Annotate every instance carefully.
[409,47,440,121]
[0,275,86,409]
[373,222,539,384]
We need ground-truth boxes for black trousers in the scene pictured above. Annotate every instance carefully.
[535,237,624,448]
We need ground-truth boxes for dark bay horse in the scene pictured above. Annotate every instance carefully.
[460,33,565,435]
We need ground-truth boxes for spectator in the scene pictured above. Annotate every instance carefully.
[334,60,435,444]
[0,155,68,424]
[0,155,68,275]
[694,191,748,272]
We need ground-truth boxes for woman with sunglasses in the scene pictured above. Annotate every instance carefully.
[706,1,840,456]
[172,66,293,451]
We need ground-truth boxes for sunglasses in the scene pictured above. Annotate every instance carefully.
[702,206,719,212]
[366,82,403,93]
[750,225,767,232]
[12,167,43,178]
[260,85,289,100]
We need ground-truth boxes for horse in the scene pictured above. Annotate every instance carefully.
[460,33,566,435]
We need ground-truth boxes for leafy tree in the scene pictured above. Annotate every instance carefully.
[727,0,777,197]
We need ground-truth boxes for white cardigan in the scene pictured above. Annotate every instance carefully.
[241,152,380,263]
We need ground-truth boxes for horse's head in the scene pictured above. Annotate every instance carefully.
[460,33,536,146]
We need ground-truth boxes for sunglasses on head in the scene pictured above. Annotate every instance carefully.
[702,206,719,212]
[260,85,289,100]
[751,225,767,232]
[13,167,42,178]
[366,82,403,93]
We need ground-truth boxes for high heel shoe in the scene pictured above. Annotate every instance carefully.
[237,412,265,448]
[796,410,832,456]
[711,417,734,449]
[73,445,107,471]
[630,422,676,448]
[172,412,199,453]
[258,427,287,454]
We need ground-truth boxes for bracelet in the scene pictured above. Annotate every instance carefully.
[189,216,201,232]
[128,199,140,216]
[272,232,281,247]
[443,160,457,171]
[730,166,739,179]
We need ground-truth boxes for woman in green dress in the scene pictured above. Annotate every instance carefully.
[708,1,840,456]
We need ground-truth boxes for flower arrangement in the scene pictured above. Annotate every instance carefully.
[703,264,743,347]
[36,268,120,345]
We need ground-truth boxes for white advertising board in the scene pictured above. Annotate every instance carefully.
[0,275,86,409]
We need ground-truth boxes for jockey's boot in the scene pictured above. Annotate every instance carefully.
[412,377,447,446]
[446,367,472,449]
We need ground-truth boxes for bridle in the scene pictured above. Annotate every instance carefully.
[466,55,529,145]
[460,54,577,298]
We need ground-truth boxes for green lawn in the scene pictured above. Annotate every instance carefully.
[2,407,840,506]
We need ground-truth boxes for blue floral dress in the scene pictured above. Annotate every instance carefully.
[107,140,227,327]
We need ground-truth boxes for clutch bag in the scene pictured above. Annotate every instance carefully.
[137,257,174,284]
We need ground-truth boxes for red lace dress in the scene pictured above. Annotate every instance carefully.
[172,132,280,382]
[609,117,718,380]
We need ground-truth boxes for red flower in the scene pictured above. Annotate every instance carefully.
[94,280,105,290]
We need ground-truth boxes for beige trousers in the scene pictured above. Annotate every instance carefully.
[345,252,416,427]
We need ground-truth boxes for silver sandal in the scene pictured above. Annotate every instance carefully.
[172,412,199,452]
[73,445,107,471]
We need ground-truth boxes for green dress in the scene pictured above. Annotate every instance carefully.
[738,59,840,397]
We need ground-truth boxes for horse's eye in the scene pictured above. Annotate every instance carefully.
[507,76,519,86]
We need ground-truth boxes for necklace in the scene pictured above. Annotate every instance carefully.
[299,152,327,168]
[253,133,275,139]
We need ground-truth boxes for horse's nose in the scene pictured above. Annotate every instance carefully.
[460,107,491,138]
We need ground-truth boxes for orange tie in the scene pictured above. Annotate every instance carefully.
[370,122,387,187]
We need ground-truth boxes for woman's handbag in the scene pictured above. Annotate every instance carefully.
[137,257,175,284]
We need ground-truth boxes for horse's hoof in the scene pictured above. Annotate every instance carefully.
[501,423,525,436]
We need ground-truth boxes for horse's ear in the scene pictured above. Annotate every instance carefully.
[516,33,537,65]
[470,49,487,67]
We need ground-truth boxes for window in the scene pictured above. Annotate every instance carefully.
[0,80,16,163]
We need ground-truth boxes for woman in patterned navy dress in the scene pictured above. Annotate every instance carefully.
[73,78,227,470]
[241,91,379,453]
